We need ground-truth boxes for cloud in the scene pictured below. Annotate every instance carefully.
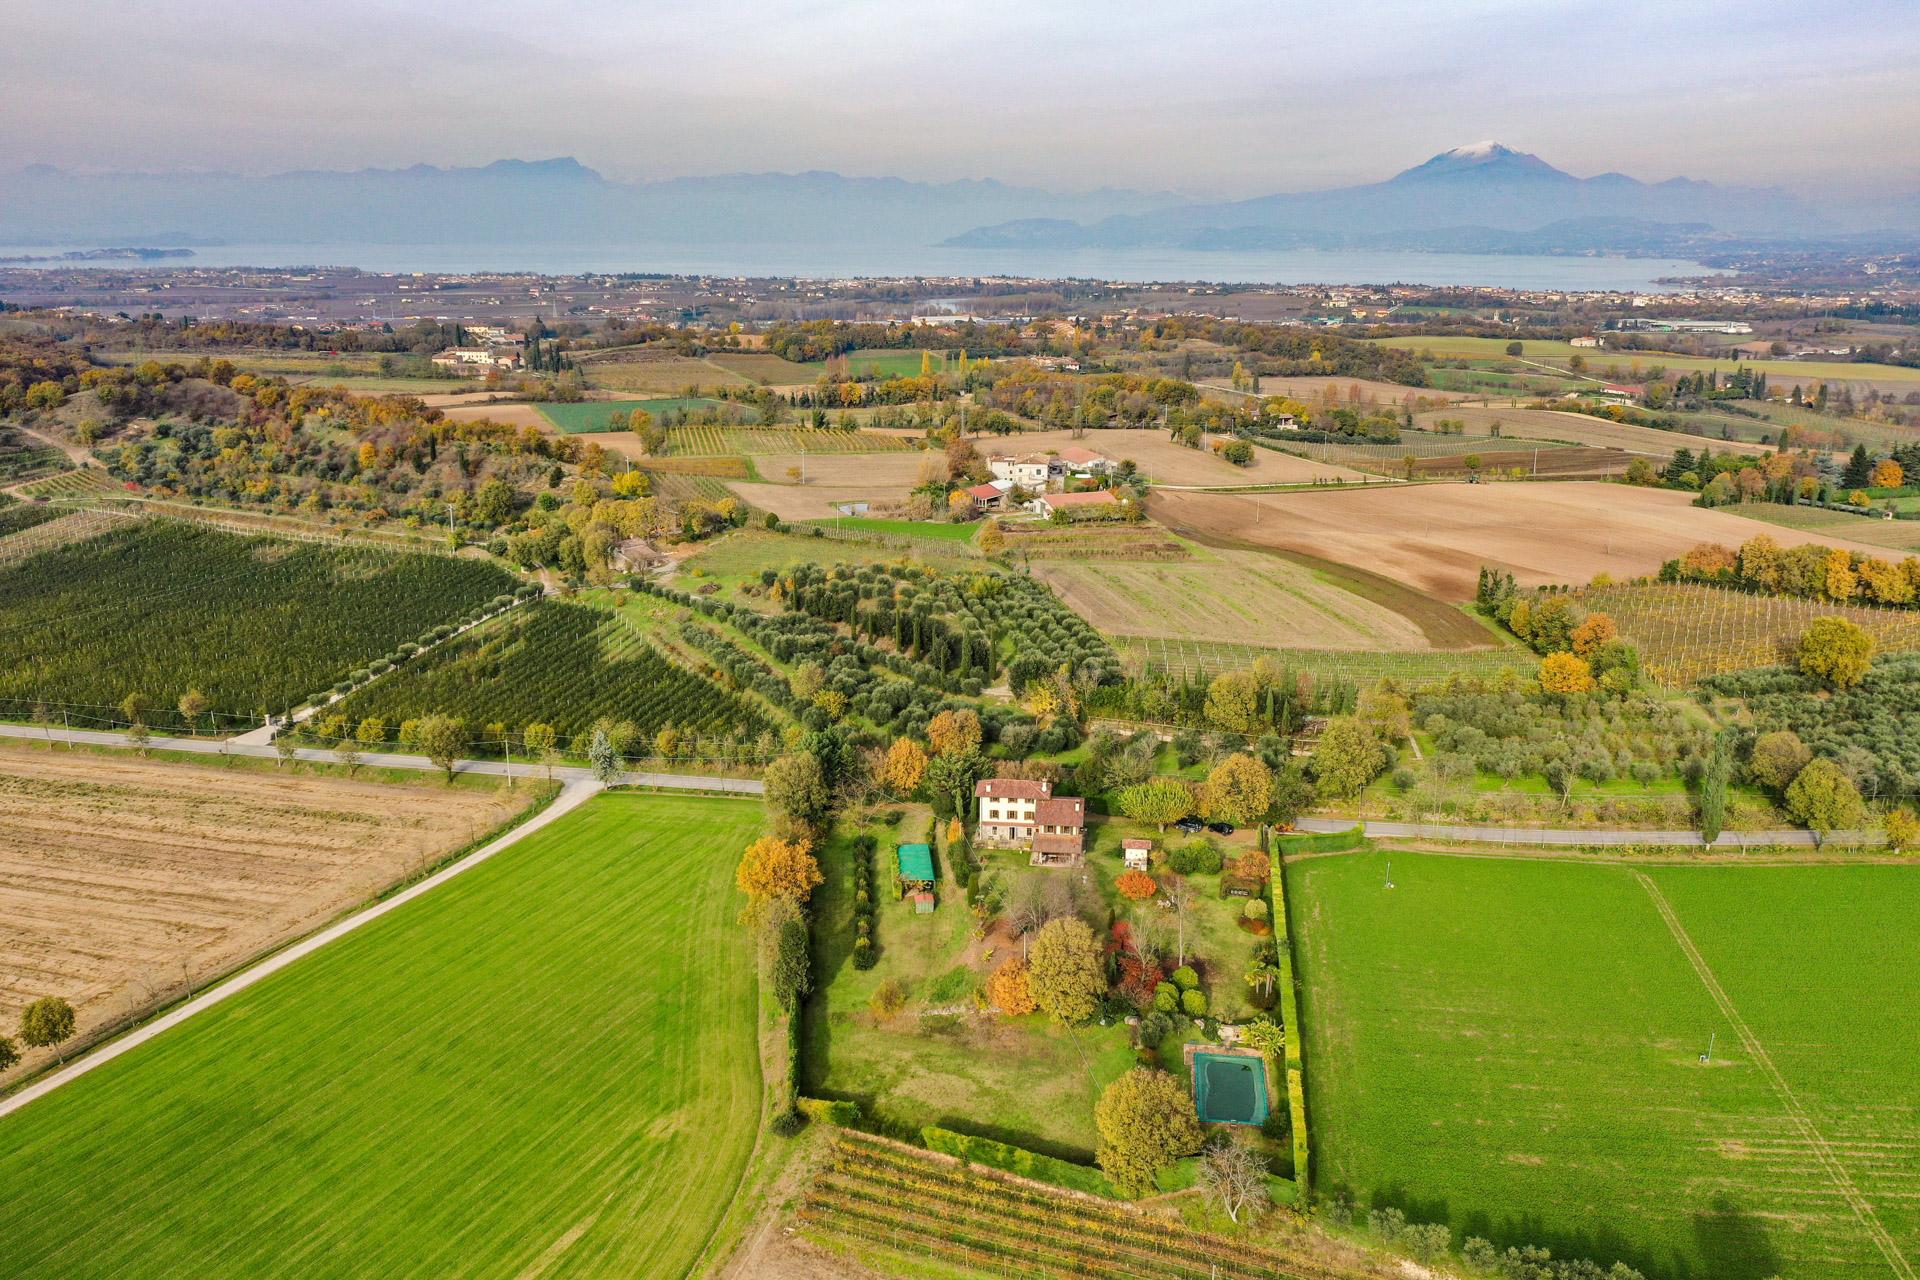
[2,0,1915,196]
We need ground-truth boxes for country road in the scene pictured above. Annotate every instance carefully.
[1293,815,1875,848]
[0,723,766,794]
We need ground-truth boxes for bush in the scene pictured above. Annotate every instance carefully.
[769,1107,806,1137]
[1167,839,1223,875]
[1153,989,1177,1013]
[1170,965,1199,991]
[1243,899,1269,922]
[1180,988,1208,1017]
[797,1096,860,1125]
[922,1126,1120,1198]
[1137,1010,1174,1048]
[852,940,879,970]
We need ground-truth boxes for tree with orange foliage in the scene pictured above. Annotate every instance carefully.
[1569,612,1618,658]
[736,836,823,910]
[880,737,928,796]
[1871,459,1905,490]
[1680,542,1738,577]
[1116,869,1158,900]
[987,958,1038,1015]
[1538,652,1596,695]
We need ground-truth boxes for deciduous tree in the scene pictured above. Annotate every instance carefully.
[1199,753,1274,826]
[1309,717,1385,799]
[1569,612,1618,659]
[1797,616,1874,689]
[523,722,558,779]
[1538,652,1596,695]
[736,835,824,907]
[176,688,209,732]
[986,957,1038,1015]
[20,996,75,1065]
[1116,869,1158,900]
[1196,1135,1270,1224]
[880,738,928,796]
[1095,1068,1203,1197]
[416,713,466,781]
[1026,917,1105,1024]
[763,752,833,835]
[926,709,982,758]
[1784,757,1865,843]
[1748,729,1812,790]
[1115,778,1194,831]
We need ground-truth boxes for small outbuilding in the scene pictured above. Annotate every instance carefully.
[1121,838,1152,871]
[896,842,936,892]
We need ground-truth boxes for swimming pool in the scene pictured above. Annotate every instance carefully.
[1193,1050,1270,1125]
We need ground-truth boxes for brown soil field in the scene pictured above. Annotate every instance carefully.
[755,452,944,489]
[996,522,1189,560]
[416,391,525,409]
[1413,406,1775,457]
[439,402,550,430]
[0,748,530,1078]
[995,428,1370,486]
[725,483,906,521]
[1149,482,1898,602]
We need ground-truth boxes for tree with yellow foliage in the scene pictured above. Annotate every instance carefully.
[736,836,823,910]
[880,738,928,796]
[1797,615,1874,689]
[1871,459,1905,490]
[927,708,982,758]
[1823,548,1858,602]
[1538,651,1596,695]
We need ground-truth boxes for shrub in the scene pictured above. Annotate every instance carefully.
[1243,899,1269,922]
[769,1107,806,1137]
[1153,989,1177,1013]
[797,1096,860,1125]
[1167,839,1223,875]
[851,940,879,970]
[1170,965,1199,991]
[1180,989,1208,1017]
[922,1126,1119,1198]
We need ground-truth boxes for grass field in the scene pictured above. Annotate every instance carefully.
[680,529,975,593]
[709,348,953,384]
[581,352,753,393]
[0,747,528,1078]
[669,426,915,457]
[1375,335,1920,388]
[1035,544,1436,652]
[1113,636,1531,685]
[797,516,979,543]
[0,791,767,1279]
[534,398,732,433]
[1577,580,1920,684]
[1734,503,1920,552]
[1288,850,1919,1280]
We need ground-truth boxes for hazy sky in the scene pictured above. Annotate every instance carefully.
[6,0,1917,197]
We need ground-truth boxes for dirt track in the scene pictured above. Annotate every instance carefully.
[0,748,525,1077]
[1150,482,1898,601]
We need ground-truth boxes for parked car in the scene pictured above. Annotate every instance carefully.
[1206,821,1235,836]
[1173,816,1205,834]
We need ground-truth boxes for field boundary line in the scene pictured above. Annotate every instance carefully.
[1634,871,1914,1280]
[0,777,603,1123]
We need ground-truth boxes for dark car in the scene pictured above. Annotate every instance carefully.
[1173,816,1205,834]
[1206,821,1235,836]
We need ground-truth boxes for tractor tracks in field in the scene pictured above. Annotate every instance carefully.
[1634,871,1914,1280]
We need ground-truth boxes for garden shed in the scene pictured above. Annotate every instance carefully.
[895,843,936,891]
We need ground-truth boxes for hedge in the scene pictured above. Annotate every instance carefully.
[922,1126,1120,1199]
[797,1096,861,1126]
[1273,825,1368,854]
[1271,859,1311,1189]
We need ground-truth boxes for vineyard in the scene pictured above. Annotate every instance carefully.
[0,426,69,482]
[0,510,134,567]
[0,519,516,724]
[1575,581,1920,684]
[19,468,114,500]
[330,599,775,748]
[1114,636,1531,686]
[797,1132,1344,1280]
[666,426,913,457]
[0,499,64,539]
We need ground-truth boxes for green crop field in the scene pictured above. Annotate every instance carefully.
[0,791,766,1279]
[0,519,516,726]
[535,398,733,433]
[1287,850,1920,1280]
[797,516,979,542]
[1113,635,1530,685]
[1373,335,1920,387]
[331,598,775,747]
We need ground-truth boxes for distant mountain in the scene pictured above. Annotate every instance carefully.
[946,143,1848,252]
[0,159,1177,249]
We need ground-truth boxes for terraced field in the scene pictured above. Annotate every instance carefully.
[1289,850,1920,1280]
[668,426,914,456]
[0,792,767,1279]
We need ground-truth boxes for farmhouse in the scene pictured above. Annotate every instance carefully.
[431,345,523,373]
[1057,446,1111,475]
[988,453,1057,490]
[973,778,1087,862]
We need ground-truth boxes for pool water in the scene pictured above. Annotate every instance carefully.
[1193,1050,1270,1125]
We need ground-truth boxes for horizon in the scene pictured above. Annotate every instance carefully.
[6,0,1918,201]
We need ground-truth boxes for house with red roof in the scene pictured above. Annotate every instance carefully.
[974,777,1087,863]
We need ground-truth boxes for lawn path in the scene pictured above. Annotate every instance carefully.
[0,776,602,1122]
[1634,871,1914,1280]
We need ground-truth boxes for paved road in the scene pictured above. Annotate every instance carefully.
[0,776,604,1121]
[0,723,765,794]
[1294,815,1873,848]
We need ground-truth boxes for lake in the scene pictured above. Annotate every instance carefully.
[0,241,1726,291]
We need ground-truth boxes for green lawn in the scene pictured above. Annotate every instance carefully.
[798,516,980,543]
[1288,850,1919,1280]
[0,792,767,1279]
[535,398,731,432]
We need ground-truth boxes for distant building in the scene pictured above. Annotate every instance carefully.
[431,345,523,373]
[1057,446,1111,474]
[1570,335,1601,348]
[988,453,1057,490]
[1035,489,1123,519]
